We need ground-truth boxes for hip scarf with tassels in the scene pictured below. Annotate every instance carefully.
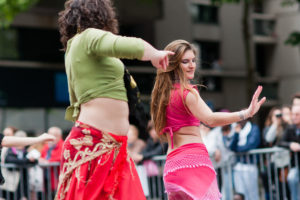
[164,143,222,200]
[55,121,146,200]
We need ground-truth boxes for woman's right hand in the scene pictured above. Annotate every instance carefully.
[141,41,174,70]
[151,50,174,70]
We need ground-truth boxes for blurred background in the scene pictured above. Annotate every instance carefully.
[0,0,299,135]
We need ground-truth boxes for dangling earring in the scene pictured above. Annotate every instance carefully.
[77,26,81,33]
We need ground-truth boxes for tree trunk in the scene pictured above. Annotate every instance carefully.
[242,0,255,102]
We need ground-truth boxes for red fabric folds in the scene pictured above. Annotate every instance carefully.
[55,121,146,200]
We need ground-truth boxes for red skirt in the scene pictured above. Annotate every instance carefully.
[55,121,146,200]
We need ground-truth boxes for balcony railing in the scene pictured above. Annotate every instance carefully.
[252,14,277,44]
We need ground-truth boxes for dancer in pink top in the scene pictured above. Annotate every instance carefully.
[151,40,266,200]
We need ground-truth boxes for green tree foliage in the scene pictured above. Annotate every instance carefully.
[283,0,300,46]
[286,31,300,46]
[0,0,38,27]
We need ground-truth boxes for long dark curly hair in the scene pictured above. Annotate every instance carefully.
[58,0,119,51]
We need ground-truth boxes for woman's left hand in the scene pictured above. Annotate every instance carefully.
[245,86,266,118]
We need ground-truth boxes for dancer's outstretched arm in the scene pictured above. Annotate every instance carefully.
[186,85,266,127]
[141,41,174,70]
[1,133,55,147]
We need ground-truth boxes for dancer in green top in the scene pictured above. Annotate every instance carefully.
[55,0,173,199]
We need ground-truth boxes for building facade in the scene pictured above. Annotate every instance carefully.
[0,0,299,133]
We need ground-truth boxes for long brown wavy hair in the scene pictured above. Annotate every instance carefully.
[151,40,197,141]
[58,0,119,51]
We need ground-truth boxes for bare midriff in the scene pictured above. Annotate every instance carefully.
[166,126,203,154]
[78,97,130,136]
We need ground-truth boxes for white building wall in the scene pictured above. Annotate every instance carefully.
[265,0,300,103]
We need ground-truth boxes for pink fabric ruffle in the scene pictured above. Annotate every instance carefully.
[164,143,222,200]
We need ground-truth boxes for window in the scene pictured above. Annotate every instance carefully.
[255,44,275,77]
[190,4,219,24]
[0,29,19,60]
[0,27,64,62]
[0,67,68,107]
[253,1,264,13]
[254,19,275,37]
[18,27,64,62]
[196,41,221,70]
[201,76,222,92]
[55,73,69,103]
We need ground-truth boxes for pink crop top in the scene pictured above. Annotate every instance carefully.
[162,83,200,148]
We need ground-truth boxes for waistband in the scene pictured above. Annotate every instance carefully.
[74,121,127,143]
[167,142,208,159]
[162,124,201,149]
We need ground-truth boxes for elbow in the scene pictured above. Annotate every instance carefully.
[203,118,218,128]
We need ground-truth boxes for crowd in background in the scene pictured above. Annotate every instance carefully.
[200,92,300,200]
[0,126,64,200]
[0,92,299,200]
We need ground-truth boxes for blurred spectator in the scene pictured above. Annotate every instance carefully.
[39,127,64,198]
[40,127,64,164]
[229,119,261,200]
[4,130,37,200]
[215,124,235,200]
[27,143,44,200]
[263,107,284,147]
[261,107,289,200]
[1,126,18,162]
[131,120,167,198]
[292,92,300,106]
[127,124,146,160]
[128,124,147,196]
[282,105,293,128]
[279,105,300,200]
[233,193,245,200]
[215,124,236,166]
[200,123,219,167]
[3,126,18,136]
[132,120,167,164]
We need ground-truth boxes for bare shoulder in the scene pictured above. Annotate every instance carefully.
[186,88,200,105]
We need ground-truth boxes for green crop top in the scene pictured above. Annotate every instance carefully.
[64,28,145,121]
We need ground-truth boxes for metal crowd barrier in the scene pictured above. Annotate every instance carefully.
[0,162,60,200]
[147,147,299,200]
[0,148,298,200]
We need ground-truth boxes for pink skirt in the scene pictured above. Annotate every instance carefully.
[164,143,222,200]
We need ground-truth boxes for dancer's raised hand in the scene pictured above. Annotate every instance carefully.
[151,50,174,70]
[141,41,174,71]
[244,86,266,118]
